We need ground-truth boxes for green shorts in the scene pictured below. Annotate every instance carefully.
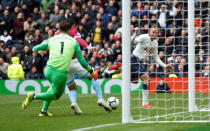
[44,65,68,97]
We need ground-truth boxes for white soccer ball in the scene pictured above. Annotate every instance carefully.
[107,97,120,110]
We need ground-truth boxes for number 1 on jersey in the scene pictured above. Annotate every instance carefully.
[60,42,64,54]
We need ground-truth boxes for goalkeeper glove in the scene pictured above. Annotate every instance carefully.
[86,66,98,80]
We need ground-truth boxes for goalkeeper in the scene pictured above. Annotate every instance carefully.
[131,25,173,108]
[55,17,112,114]
[22,20,97,116]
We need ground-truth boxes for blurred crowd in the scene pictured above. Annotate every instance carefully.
[0,0,209,80]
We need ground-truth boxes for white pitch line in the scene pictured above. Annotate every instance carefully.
[70,123,120,131]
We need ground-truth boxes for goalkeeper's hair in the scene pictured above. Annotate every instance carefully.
[59,20,72,32]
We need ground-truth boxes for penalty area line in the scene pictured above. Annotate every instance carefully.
[70,123,120,131]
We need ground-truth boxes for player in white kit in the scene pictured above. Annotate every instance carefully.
[131,26,173,108]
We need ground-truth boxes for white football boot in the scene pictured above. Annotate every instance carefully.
[71,103,83,115]
[97,99,112,112]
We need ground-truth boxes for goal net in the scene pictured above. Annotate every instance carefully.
[122,0,210,123]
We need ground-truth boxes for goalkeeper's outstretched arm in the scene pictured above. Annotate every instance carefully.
[74,41,97,79]
[33,39,49,52]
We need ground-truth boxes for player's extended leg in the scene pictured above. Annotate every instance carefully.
[39,100,52,117]
[69,58,112,112]
[67,82,83,115]
[22,66,68,116]
[67,67,83,115]
[39,87,53,117]
[140,73,155,108]
[86,75,112,112]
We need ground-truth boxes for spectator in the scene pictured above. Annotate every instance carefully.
[83,13,92,31]
[23,0,36,13]
[92,20,103,46]
[88,56,99,68]
[101,50,112,62]
[181,58,188,72]
[150,2,158,15]
[20,45,31,72]
[199,50,205,63]
[149,15,157,27]
[11,6,20,22]
[176,64,187,77]
[26,65,44,79]
[49,7,62,27]
[0,44,6,60]
[0,0,16,10]
[24,34,37,49]
[149,64,157,78]
[45,6,53,19]
[98,42,114,56]
[104,61,115,78]
[104,22,115,41]
[114,54,122,64]
[23,15,37,40]
[202,66,210,77]
[64,8,71,19]
[70,2,77,16]
[0,57,9,74]
[0,30,12,43]
[41,25,50,40]
[3,47,11,63]
[27,52,42,72]
[34,29,42,44]
[58,9,65,21]
[105,0,118,16]
[31,7,40,21]
[99,59,106,78]
[1,9,13,33]
[157,4,170,28]
[113,32,122,44]
[156,78,171,93]
[20,3,30,19]
[0,70,8,79]
[167,49,177,63]
[88,4,97,20]
[47,29,54,38]
[107,34,115,46]
[58,0,70,10]
[110,15,119,32]
[131,16,138,28]
[195,15,203,27]
[10,46,20,59]
[112,40,122,58]
[13,12,24,40]
[37,12,50,33]
[7,57,24,80]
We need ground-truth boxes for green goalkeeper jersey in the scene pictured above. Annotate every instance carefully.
[33,33,89,72]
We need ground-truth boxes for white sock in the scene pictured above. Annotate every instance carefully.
[142,89,149,105]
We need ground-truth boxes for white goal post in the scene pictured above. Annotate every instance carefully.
[122,0,131,123]
[122,0,210,123]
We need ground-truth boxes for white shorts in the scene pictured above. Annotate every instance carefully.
[66,58,89,86]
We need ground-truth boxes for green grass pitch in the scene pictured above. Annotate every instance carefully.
[1,94,210,131]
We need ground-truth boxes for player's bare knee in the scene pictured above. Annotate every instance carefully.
[68,82,77,90]
[86,75,92,80]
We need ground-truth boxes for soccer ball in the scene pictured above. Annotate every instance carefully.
[107,97,120,110]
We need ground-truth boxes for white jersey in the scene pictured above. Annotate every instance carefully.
[132,34,166,68]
